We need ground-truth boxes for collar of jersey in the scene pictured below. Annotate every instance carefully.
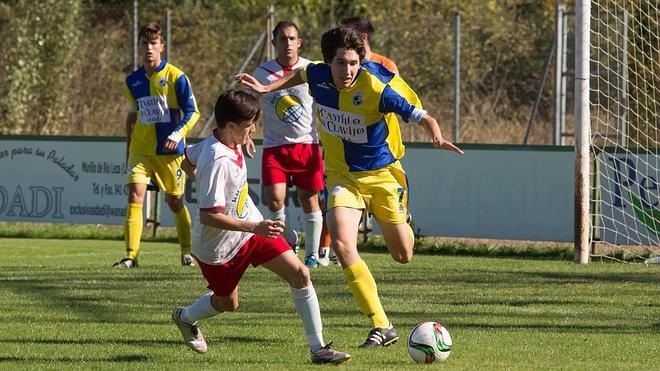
[142,59,167,77]
[276,57,299,71]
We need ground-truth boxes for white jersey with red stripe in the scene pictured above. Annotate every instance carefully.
[184,131,263,265]
[253,57,318,148]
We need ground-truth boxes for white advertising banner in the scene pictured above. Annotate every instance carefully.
[401,145,574,241]
[596,152,659,245]
[0,138,575,242]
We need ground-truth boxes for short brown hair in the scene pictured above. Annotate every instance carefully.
[138,21,164,43]
[214,89,261,128]
[272,20,301,40]
[341,16,374,42]
[320,27,366,63]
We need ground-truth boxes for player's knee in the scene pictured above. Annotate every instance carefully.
[267,200,285,212]
[289,265,311,289]
[391,250,413,264]
[166,196,183,211]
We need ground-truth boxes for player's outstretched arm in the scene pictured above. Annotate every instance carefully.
[200,211,284,238]
[235,70,304,94]
[420,114,463,155]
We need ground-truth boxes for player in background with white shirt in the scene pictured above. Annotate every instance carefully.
[171,90,350,364]
[252,21,325,268]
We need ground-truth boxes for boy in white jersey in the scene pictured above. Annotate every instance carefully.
[171,90,350,364]
[253,21,325,268]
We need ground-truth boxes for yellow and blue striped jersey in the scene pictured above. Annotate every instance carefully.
[124,60,199,155]
[301,61,425,173]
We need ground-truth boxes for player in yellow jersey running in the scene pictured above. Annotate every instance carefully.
[114,22,200,268]
[315,15,405,266]
[236,27,462,348]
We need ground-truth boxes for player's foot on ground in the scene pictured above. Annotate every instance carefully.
[171,308,207,353]
[113,257,138,268]
[317,247,330,267]
[181,254,195,267]
[311,342,351,364]
[304,255,318,268]
[358,325,399,348]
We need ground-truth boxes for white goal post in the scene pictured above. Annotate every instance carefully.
[575,0,659,263]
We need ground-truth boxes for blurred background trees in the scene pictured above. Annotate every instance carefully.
[0,0,563,144]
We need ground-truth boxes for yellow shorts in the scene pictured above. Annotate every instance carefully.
[127,153,185,196]
[326,161,408,224]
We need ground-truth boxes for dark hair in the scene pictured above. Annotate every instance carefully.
[320,27,366,63]
[340,16,374,42]
[139,21,164,43]
[272,20,301,40]
[214,89,261,128]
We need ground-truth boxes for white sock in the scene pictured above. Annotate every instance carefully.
[303,211,323,258]
[180,292,219,324]
[270,206,297,246]
[290,284,324,351]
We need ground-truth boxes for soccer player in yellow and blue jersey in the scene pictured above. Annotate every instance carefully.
[114,21,200,268]
[236,26,462,348]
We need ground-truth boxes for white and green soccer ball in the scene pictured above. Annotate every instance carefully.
[407,321,453,364]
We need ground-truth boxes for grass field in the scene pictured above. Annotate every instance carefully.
[0,237,658,370]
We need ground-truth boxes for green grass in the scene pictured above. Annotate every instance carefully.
[0,238,658,370]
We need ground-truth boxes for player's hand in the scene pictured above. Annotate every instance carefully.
[432,136,464,155]
[235,73,266,94]
[253,220,284,238]
[163,139,178,152]
[243,138,256,159]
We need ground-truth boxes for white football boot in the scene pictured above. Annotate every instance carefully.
[172,308,208,353]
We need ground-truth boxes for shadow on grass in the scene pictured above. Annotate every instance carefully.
[0,354,151,363]
[219,335,271,345]
[325,317,660,334]
[0,338,181,346]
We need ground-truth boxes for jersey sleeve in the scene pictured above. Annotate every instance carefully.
[173,74,200,137]
[379,76,426,124]
[123,83,137,113]
[388,74,422,109]
[198,158,228,212]
[299,62,321,84]
[184,141,202,166]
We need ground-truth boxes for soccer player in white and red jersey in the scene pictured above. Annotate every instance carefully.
[171,90,350,365]
[236,27,462,349]
[252,21,324,268]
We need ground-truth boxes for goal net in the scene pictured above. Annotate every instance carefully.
[587,0,659,260]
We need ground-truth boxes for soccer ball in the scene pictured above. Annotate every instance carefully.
[407,322,452,364]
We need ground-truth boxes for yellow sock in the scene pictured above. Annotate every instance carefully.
[125,203,143,260]
[173,205,192,255]
[343,260,389,328]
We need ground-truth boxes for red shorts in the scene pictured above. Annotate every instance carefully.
[261,143,324,191]
[195,234,291,297]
